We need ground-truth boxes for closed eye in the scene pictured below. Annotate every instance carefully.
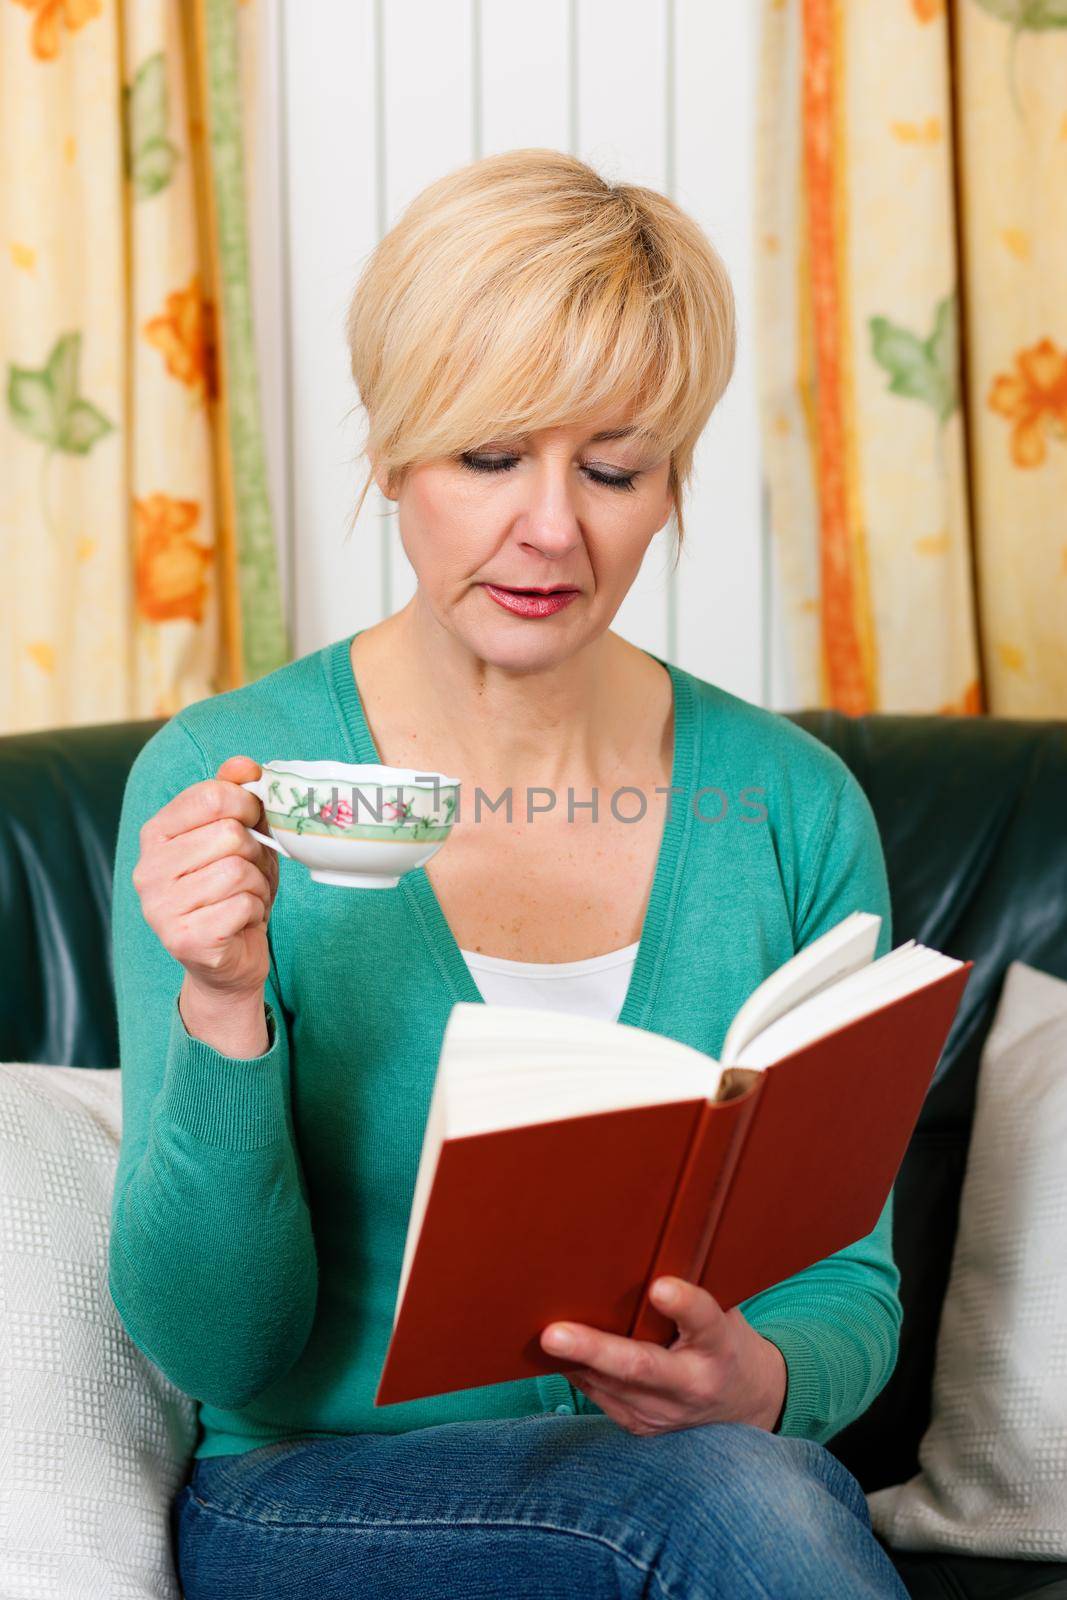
[459,453,640,494]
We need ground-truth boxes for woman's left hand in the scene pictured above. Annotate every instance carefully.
[539,1276,788,1437]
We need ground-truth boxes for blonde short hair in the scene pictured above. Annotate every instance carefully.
[344,148,736,553]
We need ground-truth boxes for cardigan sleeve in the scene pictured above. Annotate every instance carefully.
[738,767,903,1443]
[107,715,319,1412]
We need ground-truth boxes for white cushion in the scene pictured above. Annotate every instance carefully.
[0,1063,196,1598]
[868,960,1067,1558]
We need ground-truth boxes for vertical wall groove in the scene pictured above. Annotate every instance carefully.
[277,0,298,643]
[373,0,391,620]
[664,0,677,665]
[568,0,578,154]
[471,0,483,159]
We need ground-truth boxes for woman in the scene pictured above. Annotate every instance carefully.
[109,148,909,1598]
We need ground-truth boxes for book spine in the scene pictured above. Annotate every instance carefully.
[628,1083,763,1344]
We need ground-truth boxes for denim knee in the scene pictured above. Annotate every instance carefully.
[570,1420,907,1600]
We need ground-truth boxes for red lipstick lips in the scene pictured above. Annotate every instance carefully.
[481,583,580,619]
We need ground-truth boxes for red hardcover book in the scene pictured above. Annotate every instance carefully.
[375,913,972,1406]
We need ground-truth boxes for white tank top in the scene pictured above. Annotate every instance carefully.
[458,940,640,1023]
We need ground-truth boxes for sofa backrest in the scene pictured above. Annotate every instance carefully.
[0,719,163,1068]
[787,709,1067,1489]
[1,708,1064,1492]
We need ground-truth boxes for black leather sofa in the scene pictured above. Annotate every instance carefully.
[1,710,1065,1600]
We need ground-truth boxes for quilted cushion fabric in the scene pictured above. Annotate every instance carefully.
[0,1063,196,1598]
[868,962,1067,1558]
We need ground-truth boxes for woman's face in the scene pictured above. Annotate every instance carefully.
[376,417,675,671]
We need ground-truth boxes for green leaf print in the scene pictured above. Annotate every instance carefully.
[7,333,115,454]
[971,0,1067,26]
[7,366,55,443]
[47,332,79,420]
[869,295,959,424]
[58,398,113,454]
[969,0,1067,112]
[124,53,180,200]
[6,332,116,539]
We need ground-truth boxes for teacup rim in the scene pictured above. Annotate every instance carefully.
[261,759,461,788]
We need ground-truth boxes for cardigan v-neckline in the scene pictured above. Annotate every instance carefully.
[327,630,699,1031]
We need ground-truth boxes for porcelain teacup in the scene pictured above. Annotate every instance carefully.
[241,760,461,889]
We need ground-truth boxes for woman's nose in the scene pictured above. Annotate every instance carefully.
[516,476,585,557]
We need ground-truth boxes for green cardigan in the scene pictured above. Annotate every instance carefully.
[108,632,901,1461]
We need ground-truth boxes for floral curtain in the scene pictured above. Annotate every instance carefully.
[757,0,1067,717]
[1,0,287,735]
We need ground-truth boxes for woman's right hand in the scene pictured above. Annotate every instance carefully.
[132,756,281,1052]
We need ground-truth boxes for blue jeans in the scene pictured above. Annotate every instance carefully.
[173,1413,909,1599]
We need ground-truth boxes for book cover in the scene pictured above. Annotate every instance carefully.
[374,956,972,1407]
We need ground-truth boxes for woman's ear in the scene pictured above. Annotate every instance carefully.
[655,487,677,537]
[661,468,679,534]
[369,455,397,501]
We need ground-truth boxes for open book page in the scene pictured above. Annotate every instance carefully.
[438,1004,720,1135]
[732,944,963,1069]
[394,1005,719,1316]
[397,1057,451,1323]
[719,911,882,1067]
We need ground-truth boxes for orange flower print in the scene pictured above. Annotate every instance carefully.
[142,275,219,400]
[910,0,944,19]
[134,494,213,624]
[9,0,102,61]
[987,337,1067,469]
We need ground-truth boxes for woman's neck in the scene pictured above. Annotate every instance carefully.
[350,600,672,794]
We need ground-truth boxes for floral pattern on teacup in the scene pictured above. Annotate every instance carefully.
[382,797,414,824]
[264,776,456,840]
[320,798,354,828]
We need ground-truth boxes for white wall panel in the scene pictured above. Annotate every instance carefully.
[264,1,769,701]
[479,0,572,154]
[377,0,478,620]
[280,0,382,654]
[570,0,672,665]
[673,0,764,703]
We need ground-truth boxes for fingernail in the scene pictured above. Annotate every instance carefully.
[653,1279,677,1305]
[545,1325,574,1352]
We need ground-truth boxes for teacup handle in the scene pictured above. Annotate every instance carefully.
[241,777,293,859]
